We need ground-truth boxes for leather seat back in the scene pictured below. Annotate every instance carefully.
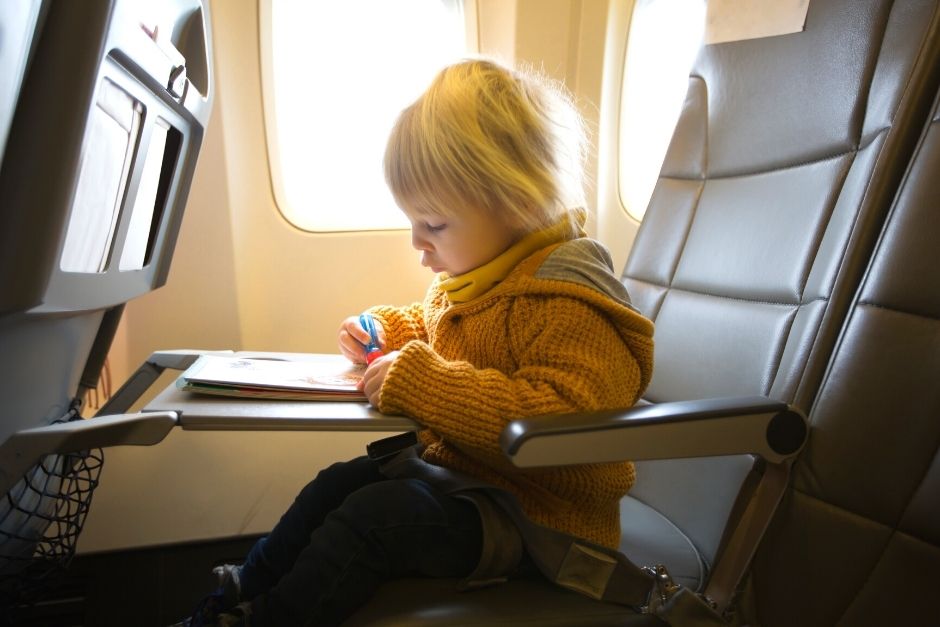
[621,0,940,572]
[753,87,940,627]
[0,0,212,596]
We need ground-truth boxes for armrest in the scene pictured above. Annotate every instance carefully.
[500,396,807,467]
[501,396,808,615]
[0,411,178,495]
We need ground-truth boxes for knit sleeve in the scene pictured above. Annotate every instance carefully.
[377,295,651,464]
[367,302,427,350]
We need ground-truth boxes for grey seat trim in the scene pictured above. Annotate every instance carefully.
[619,494,708,591]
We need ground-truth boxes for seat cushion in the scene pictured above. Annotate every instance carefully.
[342,491,704,625]
[343,576,664,627]
[619,494,707,591]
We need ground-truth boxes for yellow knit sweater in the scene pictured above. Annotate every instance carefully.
[370,238,654,549]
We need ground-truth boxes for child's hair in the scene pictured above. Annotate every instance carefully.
[384,58,588,235]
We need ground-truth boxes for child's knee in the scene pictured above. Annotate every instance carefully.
[294,455,380,505]
[341,478,447,527]
[315,455,377,483]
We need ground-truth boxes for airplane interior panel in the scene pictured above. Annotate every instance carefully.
[1,1,938,626]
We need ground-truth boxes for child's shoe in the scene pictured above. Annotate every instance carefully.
[211,563,242,602]
[168,600,250,627]
[216,602,252,626]
[169,564,243,626]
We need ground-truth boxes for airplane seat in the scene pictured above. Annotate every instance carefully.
[613,0,940,593]
[0,1,45,170]
[0,0,211,611]
[750,85,940,626]
[492,81,940,626]
[343,0,940,624]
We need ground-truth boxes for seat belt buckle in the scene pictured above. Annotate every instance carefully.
[639,564,680,614]
[366,431,419,461]
[641,564,728,625]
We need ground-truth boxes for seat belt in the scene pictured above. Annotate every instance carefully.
[372,438,733,624]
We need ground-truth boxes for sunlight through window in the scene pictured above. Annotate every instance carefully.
[618,0,705,222]
[261,0,470,231]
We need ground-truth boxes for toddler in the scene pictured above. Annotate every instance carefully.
[179,58,653,627]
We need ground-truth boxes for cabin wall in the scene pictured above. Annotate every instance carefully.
[80,0,625,554]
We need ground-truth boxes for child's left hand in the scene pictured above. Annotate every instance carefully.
[359,351,399,407]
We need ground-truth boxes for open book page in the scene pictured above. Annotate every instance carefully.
[177,355,367,401]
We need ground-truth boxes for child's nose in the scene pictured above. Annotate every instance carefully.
[411,230,430,251]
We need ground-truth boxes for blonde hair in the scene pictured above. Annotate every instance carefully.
[384,58,588,235]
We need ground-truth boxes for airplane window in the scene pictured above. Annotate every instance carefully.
[618,0,705,222]
[260,0,471,232]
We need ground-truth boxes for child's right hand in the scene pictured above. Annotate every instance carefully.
[338,315,385,364]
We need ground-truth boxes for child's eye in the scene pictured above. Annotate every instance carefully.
[425,222,447,233]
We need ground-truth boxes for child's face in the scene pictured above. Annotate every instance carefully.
[405,206,520,276]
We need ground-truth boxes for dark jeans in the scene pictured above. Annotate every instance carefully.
[239,455,483,626]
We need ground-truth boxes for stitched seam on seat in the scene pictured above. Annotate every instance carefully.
[768,132,870,395]
[663,76,709,292]
[623,277,827,308]
[795,140,868,302]
[812,364,940,552]
[788,484,940,627]
[664,181,706,291]
[658,134,877,182]
[790,485,940,550]
[855,299,940,323]
[761,307,801,398]
[805,0,940,357]
[787,482,940,627]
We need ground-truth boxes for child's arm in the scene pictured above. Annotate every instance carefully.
[338,302,426,364]
[367,302,428,349]
[376,296,653,464]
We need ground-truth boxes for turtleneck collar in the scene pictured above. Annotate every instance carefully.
[439,208,587,303]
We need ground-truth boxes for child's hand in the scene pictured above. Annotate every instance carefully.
[359,351,398,407]
[338,315,386,364]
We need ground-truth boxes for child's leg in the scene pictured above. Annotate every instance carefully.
[237,455,385,601]
[248,477,483,627]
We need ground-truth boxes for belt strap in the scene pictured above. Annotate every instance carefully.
[452,491,524,591]
[375,440,730,625]
[379,447,654,607]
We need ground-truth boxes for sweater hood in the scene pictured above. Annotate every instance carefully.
[533,238,639,313]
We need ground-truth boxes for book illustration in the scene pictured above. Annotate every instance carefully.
[177,355,367,401]
[301,374,362,388]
